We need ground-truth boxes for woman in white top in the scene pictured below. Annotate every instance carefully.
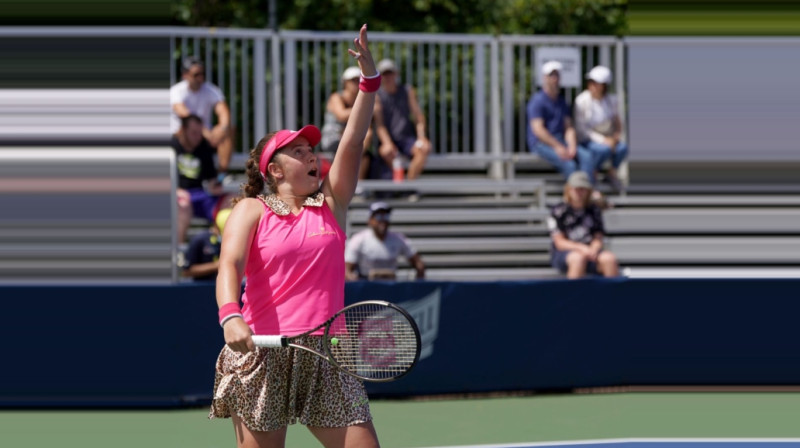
[574,66,629,192]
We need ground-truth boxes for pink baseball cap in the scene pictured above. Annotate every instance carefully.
[258,125,322,177]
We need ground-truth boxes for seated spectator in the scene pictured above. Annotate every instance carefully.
[371,59,431,181]
[345,201,425,281]
[321,66,374,180]
[170,57,233,176]
[548,171,619,279]
[180,207,231,282]
[574,65,629,192]
[172,114,226,244]
[526,60,596,184]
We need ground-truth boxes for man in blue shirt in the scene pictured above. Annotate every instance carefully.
[526,61,595,183]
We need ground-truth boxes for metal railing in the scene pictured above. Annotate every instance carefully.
[169,27,277,156]
[167,28,625,174]
[280,31,497,160]
[0,27,626,179]
[498,35,624,155]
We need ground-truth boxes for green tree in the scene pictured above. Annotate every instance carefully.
[172,0,629,36]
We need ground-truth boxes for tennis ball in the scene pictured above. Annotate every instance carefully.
[330,337,339,346]
[215,208,232,233]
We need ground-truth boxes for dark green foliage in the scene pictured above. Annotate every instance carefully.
[171,0,628,36]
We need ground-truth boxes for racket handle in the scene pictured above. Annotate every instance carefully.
[252,335,285,348]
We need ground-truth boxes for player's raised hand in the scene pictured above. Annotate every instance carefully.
[348,24,376,77]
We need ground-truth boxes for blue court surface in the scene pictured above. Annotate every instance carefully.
[427,440,800,448]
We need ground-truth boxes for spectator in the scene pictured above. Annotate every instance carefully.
[320,66,374,180]
[170,57,233,176]
[548,171,619,279]
[345,202,425,281]
[180,207,231,282]
[371,58,431,181]
[574,65,629,192]
[172,114,225,244]
[526,60,595,183]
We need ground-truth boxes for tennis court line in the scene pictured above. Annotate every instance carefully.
[420,438,800,448]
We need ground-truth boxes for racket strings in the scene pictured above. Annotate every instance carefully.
[328,304,419,380]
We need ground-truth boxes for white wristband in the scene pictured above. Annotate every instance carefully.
[219,313,243,328]
[361,71,380,79]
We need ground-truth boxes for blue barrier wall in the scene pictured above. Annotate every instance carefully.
[2,279,800,407]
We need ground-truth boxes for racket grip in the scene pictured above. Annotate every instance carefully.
[252,335,285,348]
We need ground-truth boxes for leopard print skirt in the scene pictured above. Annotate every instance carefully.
[208,335,372,432]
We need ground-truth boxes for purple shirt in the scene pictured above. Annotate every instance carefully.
[526,90,571,148]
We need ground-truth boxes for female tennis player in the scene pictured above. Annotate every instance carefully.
[209,24,381,448]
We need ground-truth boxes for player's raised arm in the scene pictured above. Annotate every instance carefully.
[322,24,379,226]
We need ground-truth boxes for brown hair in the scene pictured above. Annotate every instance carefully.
[232,132,279,206]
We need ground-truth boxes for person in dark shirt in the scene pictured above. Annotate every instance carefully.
[370,58,431,181]
[173,114,224,243]
[180,207,231,282]
[548,171,619,278]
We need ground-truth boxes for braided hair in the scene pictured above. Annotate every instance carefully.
[232,132,278,206]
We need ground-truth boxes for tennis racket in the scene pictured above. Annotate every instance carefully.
[252,300,421,382]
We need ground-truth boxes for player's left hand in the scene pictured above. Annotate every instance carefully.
[349,24,376,77]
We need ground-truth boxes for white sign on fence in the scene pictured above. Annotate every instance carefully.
[535,47,582,88]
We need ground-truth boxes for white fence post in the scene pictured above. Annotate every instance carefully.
[489,39,503,180]
[283,37,297,131]
[473,42,486,157]
[253,37,267,144]
[270,32,283,130]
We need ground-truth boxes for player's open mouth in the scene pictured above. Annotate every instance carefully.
[308,169,318,177]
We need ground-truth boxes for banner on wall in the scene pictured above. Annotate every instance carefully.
[397,288,440,361]
[7,279,800,406]
[535,46,582,88]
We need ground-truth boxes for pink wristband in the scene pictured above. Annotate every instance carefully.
[218,302,241,325]
[359,73,381,93]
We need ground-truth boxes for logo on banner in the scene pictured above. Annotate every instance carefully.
[535,46,582,88]
[398,288,441,361]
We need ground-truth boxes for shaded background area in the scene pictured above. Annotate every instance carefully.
[0,37,168,88]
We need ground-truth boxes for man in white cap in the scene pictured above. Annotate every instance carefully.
[345,201,426,281]
[370,59,431,181]
[526,60,594,184]
[170,57,233,176]
[574,65,628,192]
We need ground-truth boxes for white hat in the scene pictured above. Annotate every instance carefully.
[342,66,361,82]
[567,171,592,189]
[377,59,398,73]
[586,65,612,84]
[369,201,392,215]
[541,60,563,76]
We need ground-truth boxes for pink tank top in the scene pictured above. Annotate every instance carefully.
[241,195,345,336]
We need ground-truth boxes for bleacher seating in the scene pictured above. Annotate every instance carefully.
[225,152,800,282]
[0,147,176,283]
[345,175,558,280]
[604,187,800,277]
[0,89,169,145]
[355,177,546,204]
[0,89,175,283]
